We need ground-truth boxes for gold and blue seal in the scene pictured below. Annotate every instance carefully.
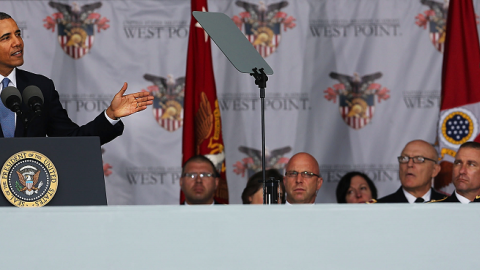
[439,108,478,158]
[0,151,58,207]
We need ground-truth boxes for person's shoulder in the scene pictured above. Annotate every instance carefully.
[430,193,457,203]
[376,193,397,203]
[17,69,53,84]
[430,188,448,200]
[427,196,449,203]
[376,188,404,203]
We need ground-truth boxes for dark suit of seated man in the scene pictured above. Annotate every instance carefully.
[436,141,480,203]
[0,12,153,144]
[375,140,446,203]
[180,155,220,205]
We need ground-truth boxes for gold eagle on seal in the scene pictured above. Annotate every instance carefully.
[17,168,41,196]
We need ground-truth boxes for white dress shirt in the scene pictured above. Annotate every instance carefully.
[403,188,431,203]
[455,191,471,204]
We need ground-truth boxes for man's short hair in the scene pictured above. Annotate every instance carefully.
[182,155,219,176]
[459,141,480,151]
[0,12,12,20]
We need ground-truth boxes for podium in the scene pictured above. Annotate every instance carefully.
[0,137,107,206]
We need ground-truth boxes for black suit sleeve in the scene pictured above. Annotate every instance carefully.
[16,69,124,144]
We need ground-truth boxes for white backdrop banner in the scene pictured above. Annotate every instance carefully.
[2,0,476,204]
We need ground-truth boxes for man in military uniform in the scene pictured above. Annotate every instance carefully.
[438,141,480,203]
[376,140,446,203]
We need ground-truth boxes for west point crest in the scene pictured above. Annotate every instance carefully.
[43,1,110,59]
[233,146,291,178]
[233,1,296,58]
[415,0,448,52]
[324,72,390,130]
[143,74,185,132]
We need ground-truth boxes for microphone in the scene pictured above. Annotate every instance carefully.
[1,86,22,115]
[22,85,44,116]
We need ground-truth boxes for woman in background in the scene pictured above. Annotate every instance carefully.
[242,169,284,204]
[336,171,377,203]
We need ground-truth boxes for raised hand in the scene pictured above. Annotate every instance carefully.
[106,82,154,120]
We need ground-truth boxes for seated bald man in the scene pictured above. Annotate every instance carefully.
[375,140,446,203]
[283,152,323,204]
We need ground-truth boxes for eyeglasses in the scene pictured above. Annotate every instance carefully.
[285,171,320,178]
[182,172,215,179]
[397,156,437,164]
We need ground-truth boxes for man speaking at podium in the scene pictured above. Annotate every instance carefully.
[0,12,153,144]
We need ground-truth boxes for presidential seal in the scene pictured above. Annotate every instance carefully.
[1,151,58,207]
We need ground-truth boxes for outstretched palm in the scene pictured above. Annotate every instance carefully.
[106,82,154,120]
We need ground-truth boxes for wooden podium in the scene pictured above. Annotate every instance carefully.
[0,137,107,206]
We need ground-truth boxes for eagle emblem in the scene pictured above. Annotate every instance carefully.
[1,151,58,207]
[43,1,109,59]
[324,72,390,130]
[415,0,449,52]
[16,166,43,196]
[233,146,291,178]
[143,74,185,132]
[232,1,296,58]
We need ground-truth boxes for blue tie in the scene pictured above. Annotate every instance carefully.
[0,78,15,137]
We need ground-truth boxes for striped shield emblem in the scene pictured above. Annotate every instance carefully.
[153,99,184,132]
[244,23,281,58]
[57,24,95,59]
[339,95,375,130]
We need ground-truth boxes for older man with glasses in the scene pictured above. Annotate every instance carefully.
[375,140,446,203]
[180,155,220,205]
[283,152,323,204]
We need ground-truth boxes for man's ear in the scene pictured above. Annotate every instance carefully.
[432,163,441,178]
[317,177,323,191]
[215,177,219,190]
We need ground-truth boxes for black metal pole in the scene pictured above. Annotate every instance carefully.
[260,87,267,204]
[250,68,270,204]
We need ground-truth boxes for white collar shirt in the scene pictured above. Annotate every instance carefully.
[455,191,471,204]
[403,188,431,203]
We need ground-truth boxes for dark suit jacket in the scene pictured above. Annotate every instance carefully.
[376,187,447,203]
[438,191,480,203]
[2,69,123,145]
[441,192,460,202]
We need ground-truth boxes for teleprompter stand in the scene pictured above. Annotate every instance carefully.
[192,11,279,204]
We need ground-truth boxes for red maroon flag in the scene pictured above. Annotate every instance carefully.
[436,0,480,189]
[181,0,229,204]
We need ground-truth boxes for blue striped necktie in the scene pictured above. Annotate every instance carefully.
[0,78,15,137]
